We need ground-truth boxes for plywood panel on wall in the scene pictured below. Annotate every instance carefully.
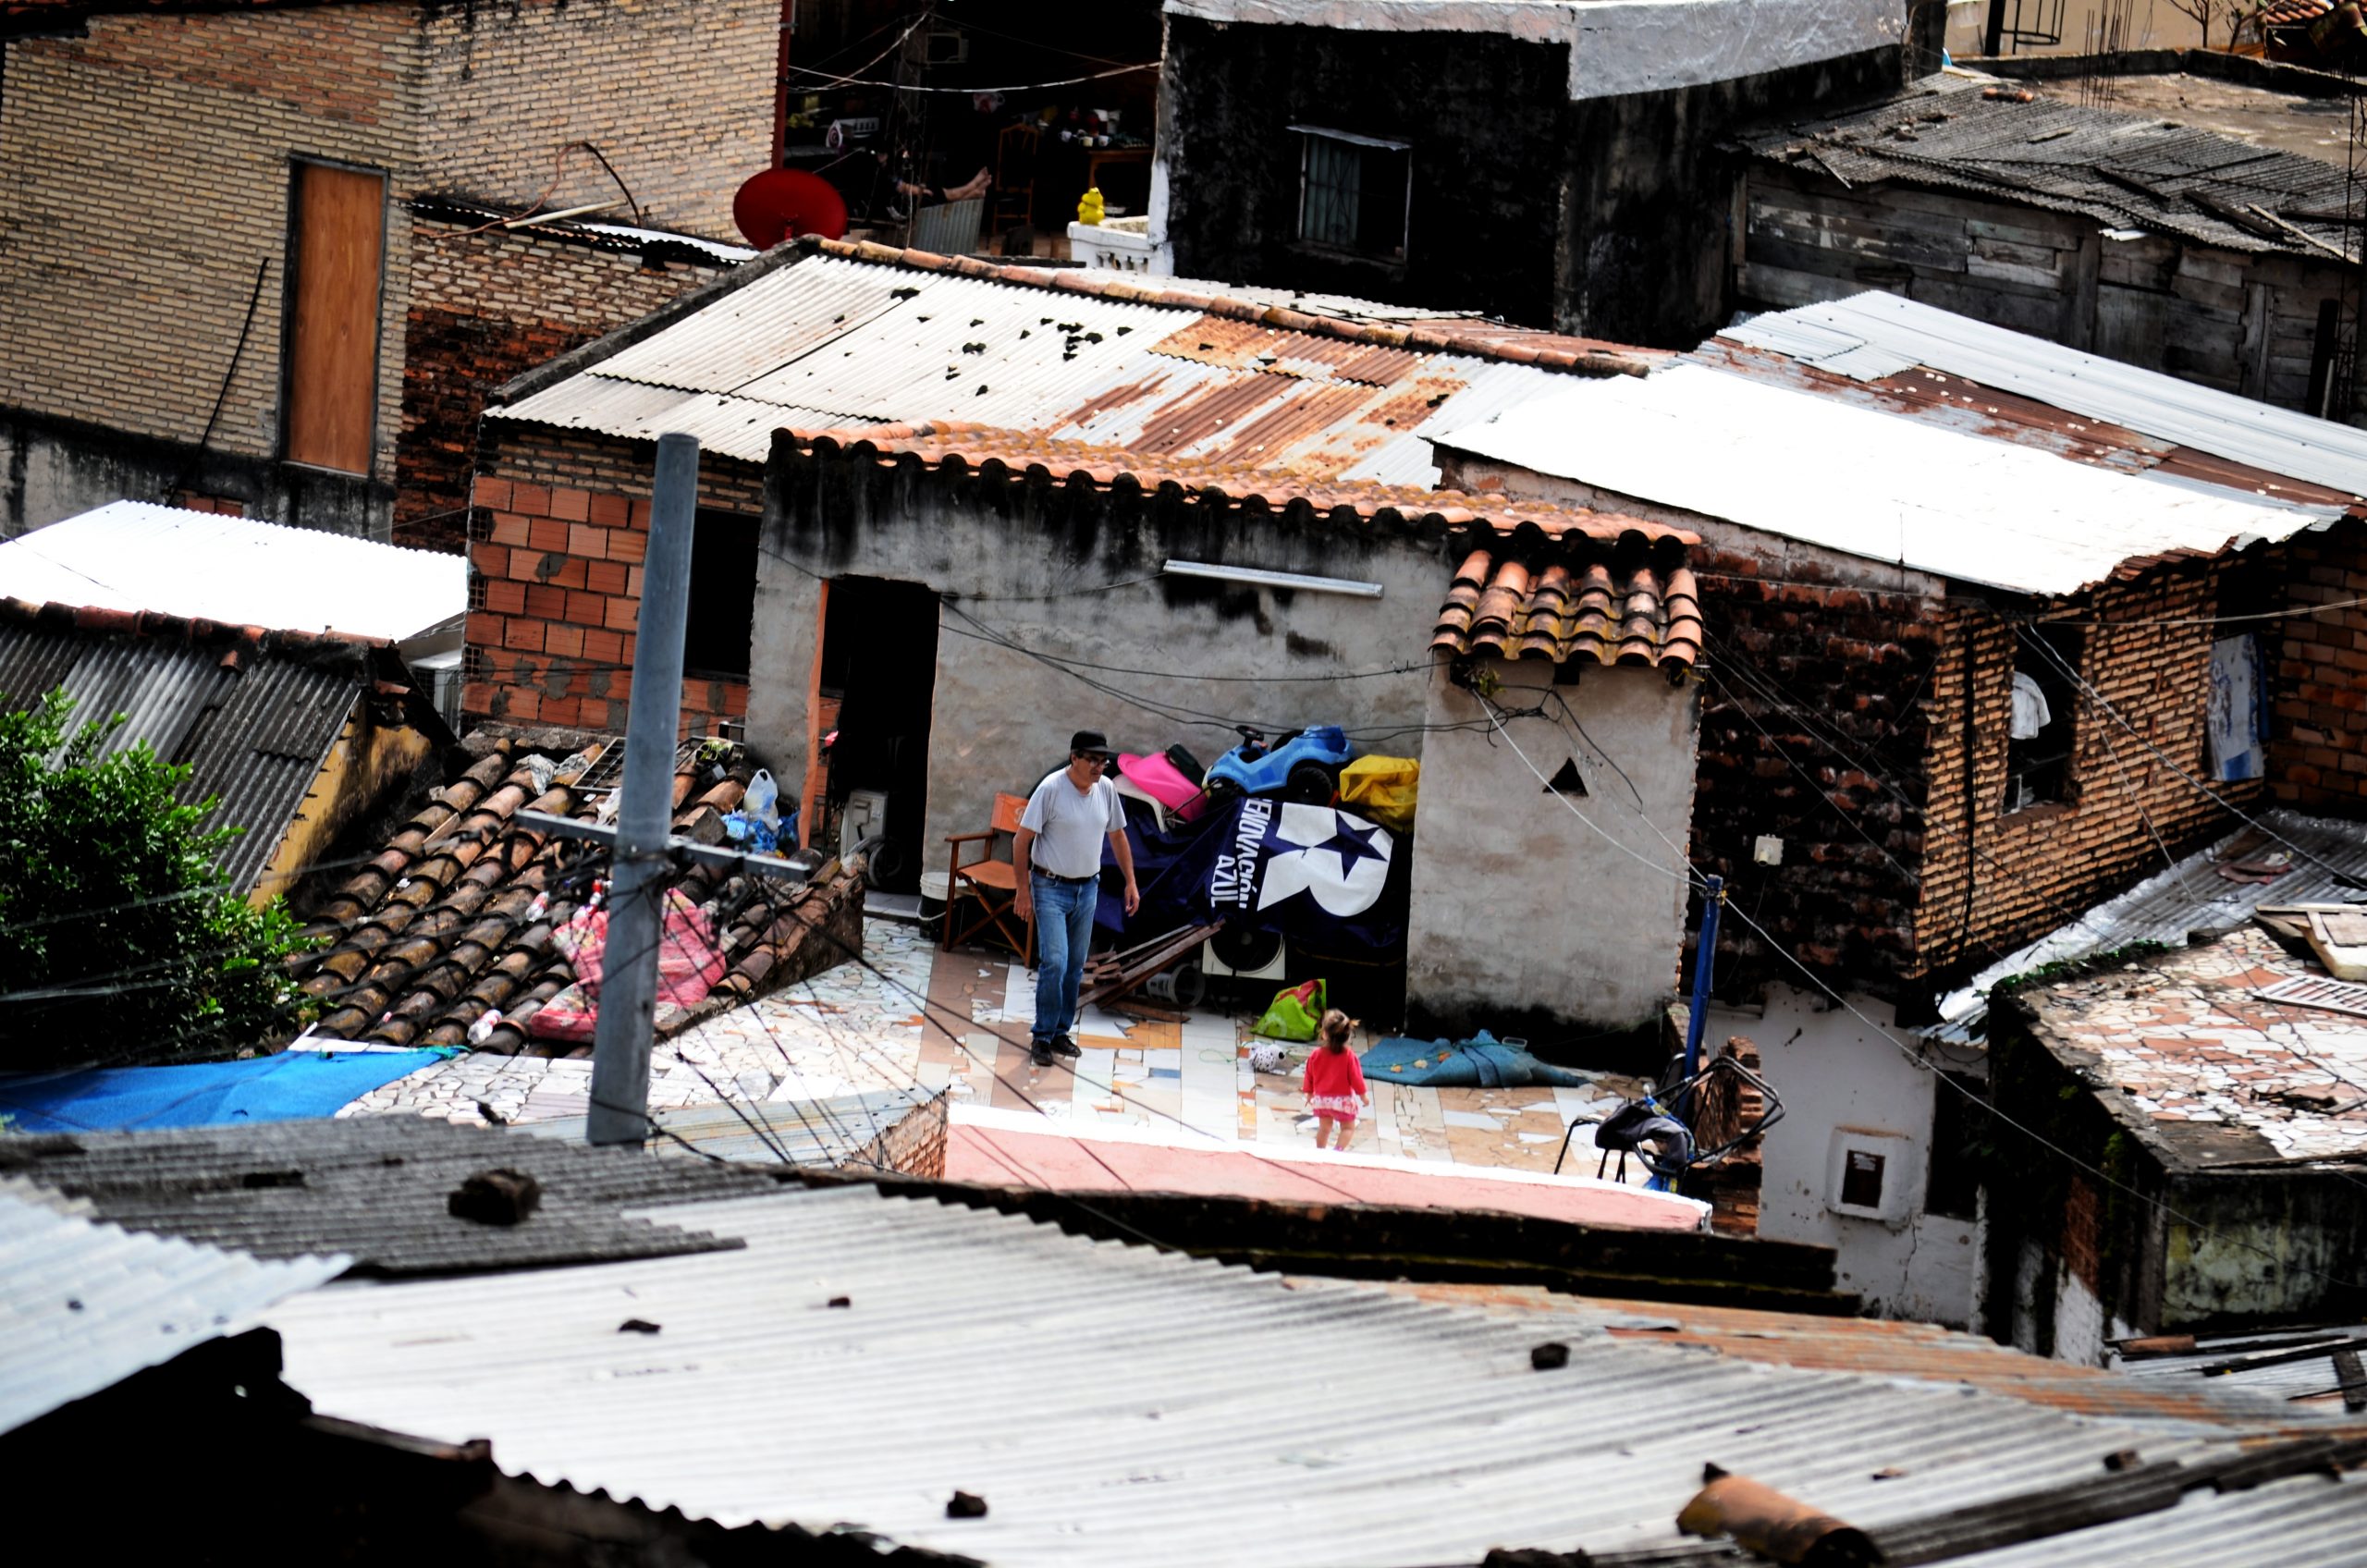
[286,162,385,474]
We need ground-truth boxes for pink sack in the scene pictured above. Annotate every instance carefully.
[527,892,729,1044]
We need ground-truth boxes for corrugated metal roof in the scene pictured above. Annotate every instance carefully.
[0,623,360,892]
[1722,292,2367,498]
[0,1116,779,1275]
[264,1183,2309,1566]
[1944,1471,2367,1568]
[1735,75,2358,262]
[0,1188,344,1436]
[1436,362,2330,596]
[1932,808,2367,1042]
[1385,1281,2354,1427]
[492,253,1587,489]
[0,502,464,643]
[2116,1323,2367,1410]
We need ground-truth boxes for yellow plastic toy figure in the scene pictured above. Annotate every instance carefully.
[1076,185,1105,226]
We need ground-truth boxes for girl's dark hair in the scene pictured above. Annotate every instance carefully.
[1318,1008,1356,1053]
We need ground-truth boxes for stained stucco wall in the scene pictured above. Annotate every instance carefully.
[1712,985,1983,1327]
[1405,659,1699,1032]
[749,443,1453,870]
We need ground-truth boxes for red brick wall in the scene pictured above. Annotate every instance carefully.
[1912,563,2260,975]
[2272,517,2367,815]
[398,218,730,547]
[1691,552,1951,992]
[463,428,762,738]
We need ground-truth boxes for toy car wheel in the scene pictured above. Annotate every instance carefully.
[1204,776,1243,807]
[1284,762,1335,804]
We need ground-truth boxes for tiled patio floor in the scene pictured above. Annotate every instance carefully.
[339,918,1656,1183]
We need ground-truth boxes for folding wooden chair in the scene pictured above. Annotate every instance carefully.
[941,791,1034,962]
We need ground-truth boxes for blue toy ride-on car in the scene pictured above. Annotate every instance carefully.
[1204,724,1355,805]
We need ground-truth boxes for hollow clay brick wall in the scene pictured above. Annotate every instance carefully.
[2271,516,2367,816]
[464,427,761,738]
[416,0,774,240]
[399,220,730,546]
[1910,563,2260,978]
[0,6,417,473]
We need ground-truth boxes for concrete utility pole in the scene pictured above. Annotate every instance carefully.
[586,434,699,1146]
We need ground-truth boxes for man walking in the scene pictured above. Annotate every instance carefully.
[1012,730,1140,1068]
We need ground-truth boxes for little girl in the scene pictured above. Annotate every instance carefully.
[1301,1009,1371,1151]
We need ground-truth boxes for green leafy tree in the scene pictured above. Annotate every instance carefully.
[0,689,311,1071]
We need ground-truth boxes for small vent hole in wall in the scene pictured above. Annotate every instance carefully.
[1544,757,1588,797]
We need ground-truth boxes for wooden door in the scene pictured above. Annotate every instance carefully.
[284,162,385,474]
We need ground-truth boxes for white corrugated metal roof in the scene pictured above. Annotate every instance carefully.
[1724,292,2367,497]
[0,502,465,643]
[1437,363,2331,596]
[0,1189,344,1435]
[267,1184,2273,1566]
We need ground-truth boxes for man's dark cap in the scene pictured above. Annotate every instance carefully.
[1069,729,1118,757]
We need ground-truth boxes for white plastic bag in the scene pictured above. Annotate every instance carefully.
[746,767,780,827]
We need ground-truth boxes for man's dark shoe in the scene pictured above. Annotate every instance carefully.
[1029,1039,1056,1067]
[1050,1035,1082,1058]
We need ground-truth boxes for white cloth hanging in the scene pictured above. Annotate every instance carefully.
[2009,670,2052,741]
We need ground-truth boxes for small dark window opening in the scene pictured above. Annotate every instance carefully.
[2005,623,2080,812]
[682,510,758,680]
[1925,1071,1985,1219]
[1295,128,1410,261]
[1840,1149,1887,1210]
[1544,757,1588,796]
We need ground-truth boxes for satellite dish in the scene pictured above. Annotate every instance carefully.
[733,168,849,248]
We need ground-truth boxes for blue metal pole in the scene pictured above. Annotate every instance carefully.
[1678,874,1724,1115]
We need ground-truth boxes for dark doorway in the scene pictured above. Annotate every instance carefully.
[817,576,939,892]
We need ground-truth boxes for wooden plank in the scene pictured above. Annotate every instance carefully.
[2064,231,2101,353]
[285,162,385,475]
[1966,252,2062,289]
[2176,251,2248,288]
[1964,214,2086,251]
[2242,281,2274,401]
[2093,285,2169,365]
[1905,276,2062,336]
[1735,260,1872,310]
[1746,202,1968,270]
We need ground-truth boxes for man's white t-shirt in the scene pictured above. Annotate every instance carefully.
[1020,769,1122,878]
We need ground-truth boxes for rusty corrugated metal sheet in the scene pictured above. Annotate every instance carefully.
[1374,1280,2367,1433]
[496,252,1611,489]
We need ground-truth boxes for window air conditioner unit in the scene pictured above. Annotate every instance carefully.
[1202,924,1287,983]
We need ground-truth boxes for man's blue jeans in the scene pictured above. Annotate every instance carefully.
[1030,873,1098,1045]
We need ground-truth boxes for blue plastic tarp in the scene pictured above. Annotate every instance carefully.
[1359,1031,1598,1088]
[0,1047,449,1133]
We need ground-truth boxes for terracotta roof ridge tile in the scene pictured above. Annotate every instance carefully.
[804,237,1659,376]
[0,594,396,655]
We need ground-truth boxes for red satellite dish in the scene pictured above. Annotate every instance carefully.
[733,168,849,248]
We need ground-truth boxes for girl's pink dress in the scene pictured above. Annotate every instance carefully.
[1303,1047,1367,1123]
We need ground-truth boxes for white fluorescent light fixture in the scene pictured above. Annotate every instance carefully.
[1160,559,1384,598]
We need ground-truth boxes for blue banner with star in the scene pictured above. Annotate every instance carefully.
[1102,796,1411,950]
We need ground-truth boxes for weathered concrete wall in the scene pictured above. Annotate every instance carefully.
[1555,45,1907,344]
[1715,984,1982,1327]
[2161,1172,2367,1333]
[1,410,392,540]
[753,441,1453,871]
[1159,11,1904,342]
[1159,17,1572,327]
[1166,0,1904,99]
[1405,659,1698,1031]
